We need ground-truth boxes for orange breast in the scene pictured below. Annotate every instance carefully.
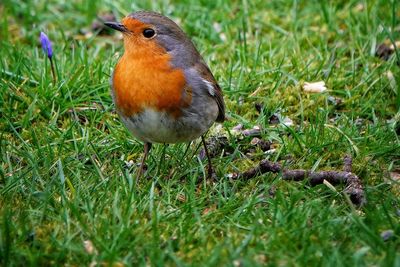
[112,43,191,118]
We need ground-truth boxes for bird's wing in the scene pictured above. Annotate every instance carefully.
[192,60,225,122]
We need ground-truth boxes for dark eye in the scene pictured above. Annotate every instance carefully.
[143,28,156,38]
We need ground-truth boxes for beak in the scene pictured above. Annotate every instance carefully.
[104,22,129,33]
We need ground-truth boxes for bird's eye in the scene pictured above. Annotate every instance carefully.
[143,28,156,38]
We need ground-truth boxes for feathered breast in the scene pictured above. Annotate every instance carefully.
[112,46,192,118]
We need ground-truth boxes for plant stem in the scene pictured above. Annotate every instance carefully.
[49,57,56,83]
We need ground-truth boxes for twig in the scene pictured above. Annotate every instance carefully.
[343,154,352,172]
[240,159,281,179]
[237,156,366,206]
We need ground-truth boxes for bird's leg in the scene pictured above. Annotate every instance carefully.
[137,142,152,179]
[201,135,215,179]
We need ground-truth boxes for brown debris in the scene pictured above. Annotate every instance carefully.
[327,96,343,107]
[231,124,262,137]
[202,204,217,215]
[343,154,352,172]
[201,134,272,162]
[177,193,186,203]
[242,125,262,137]
[202,136,233,158]
[237,155,365,206]
[376,43,394,60]
[255,103,263,113]
[376,41,400,61]
[250,137,271,152]
[269,114,280,125]
[268,185,277,198]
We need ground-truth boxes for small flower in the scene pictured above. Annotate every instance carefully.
[40,32,53,59]
[39,31,56,83]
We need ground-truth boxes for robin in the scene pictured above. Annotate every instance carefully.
[105,11,225,178]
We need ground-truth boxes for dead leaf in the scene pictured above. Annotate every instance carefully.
[389,41,400,51]
[323,179,338,192]
[84,240,97,255]
[303,81,327,93]
[254,254,267,264]
[249,87,263,97]
[353,3,364,12]
[281,117,294,127]
[386,71,397,91]
[177,193,186,202]
[390,171,400,181]
[202,204,217,215]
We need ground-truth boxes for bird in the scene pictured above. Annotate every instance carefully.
[104,11,225,178]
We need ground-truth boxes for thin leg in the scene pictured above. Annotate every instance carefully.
[137,142,152,179]
[201,135,214,179]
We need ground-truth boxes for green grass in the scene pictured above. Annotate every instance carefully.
[1,0,400,266]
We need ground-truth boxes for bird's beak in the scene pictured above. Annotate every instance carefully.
[104,22,129,33]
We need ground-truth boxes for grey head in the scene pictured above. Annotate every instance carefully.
[128,11,201,68]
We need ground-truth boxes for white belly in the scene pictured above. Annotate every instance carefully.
[120,107,217,143]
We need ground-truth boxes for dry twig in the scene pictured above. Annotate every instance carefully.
[237,155,365,206]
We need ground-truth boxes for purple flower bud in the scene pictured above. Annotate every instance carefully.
[39,32,53,58]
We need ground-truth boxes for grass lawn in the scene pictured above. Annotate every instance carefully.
[1,0,400,266]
